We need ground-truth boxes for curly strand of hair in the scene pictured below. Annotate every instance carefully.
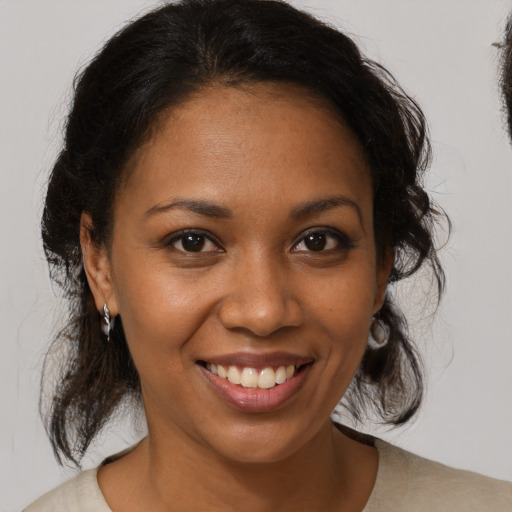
[41,277,139,465]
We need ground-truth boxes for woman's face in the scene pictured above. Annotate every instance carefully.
[90,84,391,463]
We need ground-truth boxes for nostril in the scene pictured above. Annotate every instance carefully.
[217,284,304,336]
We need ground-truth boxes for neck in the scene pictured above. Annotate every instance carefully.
[112,420,378,512]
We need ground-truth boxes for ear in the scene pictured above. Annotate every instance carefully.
[373,245,394,313]
[80,213,118,316]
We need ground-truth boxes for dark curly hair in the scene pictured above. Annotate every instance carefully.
[41,0,446,465]
[501,14,512,136]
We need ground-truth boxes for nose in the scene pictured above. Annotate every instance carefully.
[217,255,304,337]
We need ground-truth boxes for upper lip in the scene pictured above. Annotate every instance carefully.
[198,351,313,368]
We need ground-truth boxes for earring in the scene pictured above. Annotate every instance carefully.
[101,303,115,342]
[368,317,389,350]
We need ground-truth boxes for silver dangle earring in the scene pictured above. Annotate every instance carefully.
[101,303,115,342]
[368,317,389,350]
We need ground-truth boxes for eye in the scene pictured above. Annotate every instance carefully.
[166,230,221,253]
[292,229,353,253]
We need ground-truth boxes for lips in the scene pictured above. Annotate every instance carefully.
[197,352,313,413]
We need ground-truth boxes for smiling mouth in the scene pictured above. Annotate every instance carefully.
[200,362,308,389]
[197,355,313,412]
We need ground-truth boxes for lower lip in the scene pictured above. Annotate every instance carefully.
[199,365,311,413]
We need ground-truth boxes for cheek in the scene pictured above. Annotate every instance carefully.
[312,260,377,332]
[110,252,218,368]
[308,261,376,377]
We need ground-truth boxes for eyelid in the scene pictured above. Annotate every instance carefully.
[161,227,353,253]
[164,228,224,252]
[291,226,355,252]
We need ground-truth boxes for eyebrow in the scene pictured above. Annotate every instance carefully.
[145,199,233,219]
[290,195,364,225]
[145,195,363,224]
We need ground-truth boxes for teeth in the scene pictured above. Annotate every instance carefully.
[258,367,276,389]
[217,364,227,379]
[227,366,241,385]
[275,366,287,385]
[240,367,258,388]
[207,363,299,388]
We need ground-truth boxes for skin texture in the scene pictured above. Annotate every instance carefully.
[81,84,393,511]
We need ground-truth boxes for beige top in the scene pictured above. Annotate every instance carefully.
[25,439,512,511]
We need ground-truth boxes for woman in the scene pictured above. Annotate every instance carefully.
[25,0,512,510]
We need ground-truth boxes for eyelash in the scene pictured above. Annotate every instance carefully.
[291,227,355,253]
[165,229,224,253]
[164,227,354,254]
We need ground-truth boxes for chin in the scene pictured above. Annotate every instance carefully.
[200,417,321,466]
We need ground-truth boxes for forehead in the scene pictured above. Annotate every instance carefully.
[121,83,372,217]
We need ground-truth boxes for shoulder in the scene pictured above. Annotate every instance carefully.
[23,467,111,512]
[365,439,512,512]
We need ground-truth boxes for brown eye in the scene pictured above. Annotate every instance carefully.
[167,230,221,253]
[304,233,327,251]
[293,229,350,253]
[181,234,205,252]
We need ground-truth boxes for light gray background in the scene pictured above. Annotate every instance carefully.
[1,1,512,510]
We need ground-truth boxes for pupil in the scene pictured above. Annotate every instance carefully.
[305,233,326,251]
[182,234,205,252]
